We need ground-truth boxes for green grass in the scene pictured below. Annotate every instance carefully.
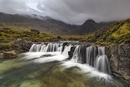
[0,27,93,52]
[89,18,130,44]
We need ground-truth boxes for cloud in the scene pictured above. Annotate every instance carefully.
[0,0,130,24]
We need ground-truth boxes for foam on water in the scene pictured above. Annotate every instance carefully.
[22,51,112,80]
[22,52,67,63]
[25,43,114,83]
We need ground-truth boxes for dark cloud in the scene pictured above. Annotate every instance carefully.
[0,0,130,24]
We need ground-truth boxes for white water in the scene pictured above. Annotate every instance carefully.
[71,45,81,63]
[96,55,111,74]
[29,43,62,52]
[27,43,112,80]
[61,61,112,80]
[23,52,67,63]
[62,45,72,58]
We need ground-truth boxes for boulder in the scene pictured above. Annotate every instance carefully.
[13,39,33,53]
[31,29,40,34]
[3,50,17,59]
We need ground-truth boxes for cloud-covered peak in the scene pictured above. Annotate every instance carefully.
[0,0,130,25]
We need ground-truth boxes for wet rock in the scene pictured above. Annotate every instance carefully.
[62,42,68,52]
[3,50,17,59]
[106,44,130,86]
[68,46,76,60]
[105,46,111,58]
[112,72,129,87]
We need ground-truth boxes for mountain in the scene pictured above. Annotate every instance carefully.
[75,19,115,35]
[78,19,100,34]
[0,12,114,35]
[90,18,130,43]
[0,12,78,34]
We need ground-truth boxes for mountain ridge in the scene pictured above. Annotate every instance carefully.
[0,12,115,35]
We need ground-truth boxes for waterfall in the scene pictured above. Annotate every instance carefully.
[29,44,36,52]
[98,46,105,55]
[70,45,111,74]
[96,55,111,74]
[29,43,62,52]
[29,44,42,52]
[62,45,72,58]
[29,43,111,74]
[86,46,97,66]
[71,45,81,63]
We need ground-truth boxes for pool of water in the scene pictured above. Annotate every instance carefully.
[0,52,126,87]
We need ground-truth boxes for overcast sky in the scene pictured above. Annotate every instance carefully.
[0,0,130,24]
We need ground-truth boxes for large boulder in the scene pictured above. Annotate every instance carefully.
[13,39,33,53]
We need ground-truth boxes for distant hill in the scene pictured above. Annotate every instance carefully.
[90,18,130,43]
[75,19,115,35]
[0,12,115,35]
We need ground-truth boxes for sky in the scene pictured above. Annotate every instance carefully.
[0,0,130,25]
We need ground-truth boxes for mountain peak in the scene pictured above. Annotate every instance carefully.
[77,19,99,34]
[82,19,96,25]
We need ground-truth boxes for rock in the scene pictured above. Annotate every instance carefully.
[68,46,76,60]
[31,29,40,34]
[62,42,68,52]
[110,54,119,71]
[112,72,129,87]
[14,39,33,53]
[111,44,118,54]
[106,44,130,86]
[0,53,4,59]
[3,50,17,59]
[105,46,111,58]
[118,44,130,58]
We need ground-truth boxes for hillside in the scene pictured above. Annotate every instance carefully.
[0,12,114,35]
[0,12,78,35]
[90,18,130,44]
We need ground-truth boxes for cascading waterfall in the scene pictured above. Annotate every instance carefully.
[71,45,81,63]
[70,45,111,74]
[96,55,111,74]
[62,45,72,58]
[29,43,111,74]
[29,43,63,52]
[29,44,42,52]
[86,46,97,66]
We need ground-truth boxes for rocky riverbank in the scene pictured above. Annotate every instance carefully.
[0,39,33,59]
